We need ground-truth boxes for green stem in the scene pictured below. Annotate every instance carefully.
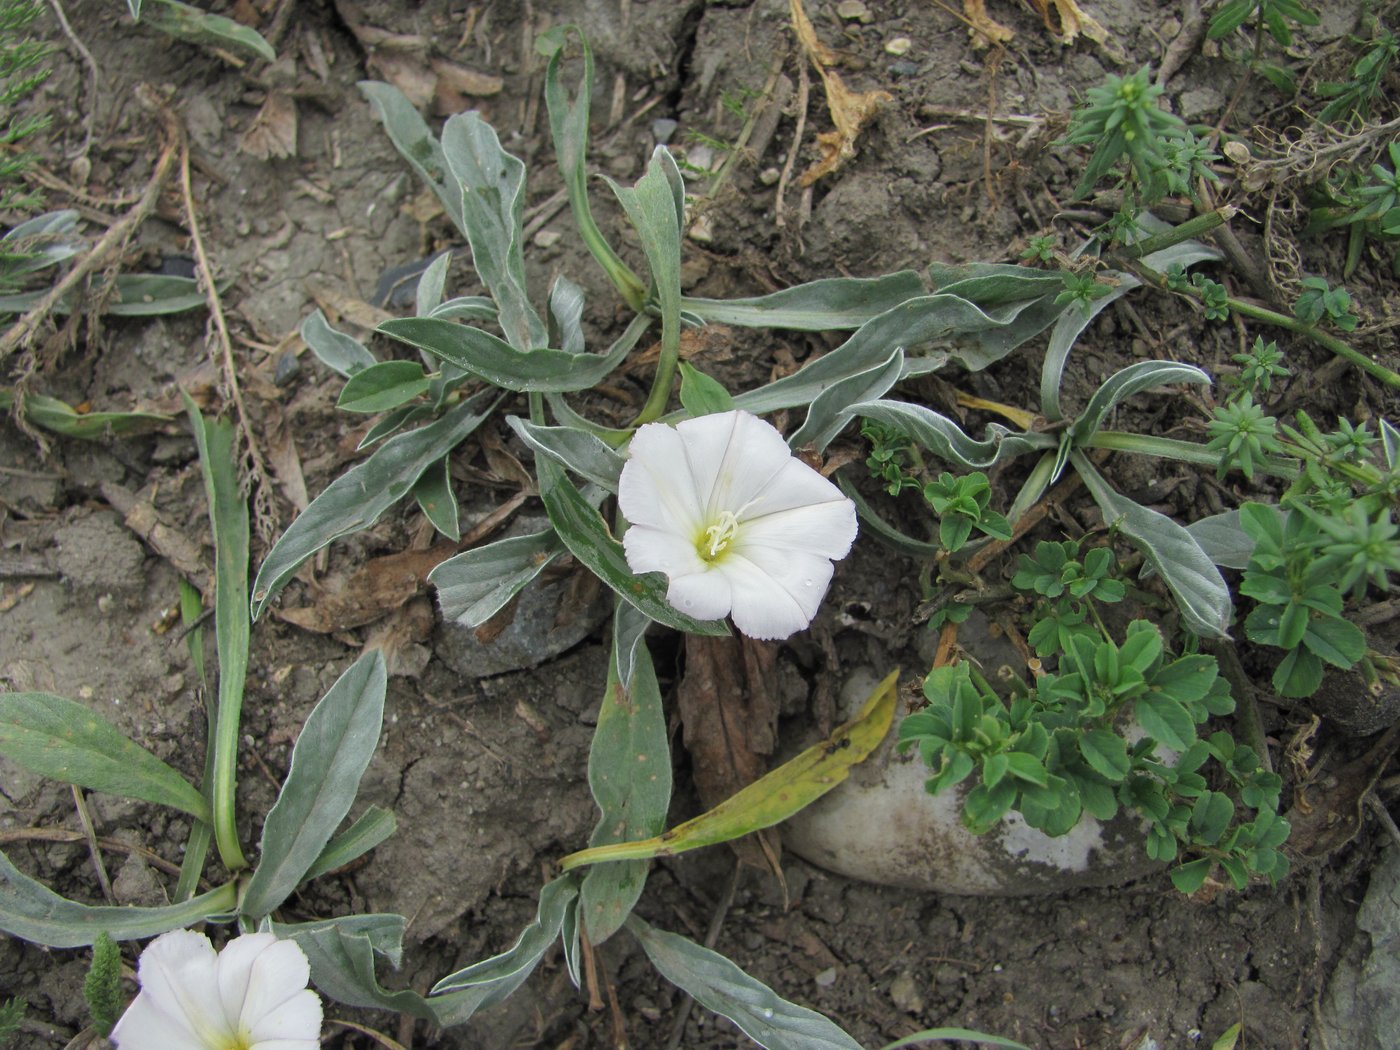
[1084,430,1299,479]
[1226,296,1400,389]
[634,308,679,426]
[1006,451,1058,527]
[1123,206,1236,260]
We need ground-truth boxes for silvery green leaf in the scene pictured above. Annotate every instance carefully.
[837,477,942,558]
[302,805,396,883]
[540,25,646,307]
[549,275,587,355]
[302,309,376,377]
[432,875,579,998]
[337,360,431,413]
[430,530,564,626]
[1040,272,1142,422]
[357,405,431,449]
[275,913,440,1021]
[561,893,583,988]
[879,1028,1031,1049]
[127,0,143,19]
[0,693,210,821]
[1074,453,1231,638]
[678,361,735,418]
[3,209,82,277]
[429,296,498,321]
[852,399,1053,471]
[415,250,452,317]
[1381,419,1399,470]
[627,916,865,1050]
[379,316,633,392]
[537,458,728,635]
[611,598,653,690]
[145,0,276,61]
[929,262,1064,303]
[441,113,545,350]
[788,347,903,452]
[1139,240,1223,274]
[682,271,925,330]
[0,391,169,439]
[411,455,459,541]
[1179,508,1275,570]
[0,274,215,318]
[1070,360,1211,442]
[252,391,495,618]
[507,417,625,492]
[241,650,387,920]
[359,82,457,229]
[0,849,235,947]
[581,611,670,943]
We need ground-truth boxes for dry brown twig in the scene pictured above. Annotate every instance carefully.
[176,111,279,540]
[0,100,180,362]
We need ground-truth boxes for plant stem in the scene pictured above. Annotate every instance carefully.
[1124,206,1236,259]
[635,310,679,426]
[1226,296,1400,389]
[1085,430,1299,479]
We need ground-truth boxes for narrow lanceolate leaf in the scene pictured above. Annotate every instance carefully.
[242,650,387,920]
[678,361,734,418]
[411,456,460,541]
[536,458,728,636]
[539,25,646,308]
[1183,509,1255,570]
[302,805,397,883]
[251,390,494,618]
[0,694,209,822]
[432,875,579,998]
[0,391,170,439]
[879,1027,1031,1049]
[788,347,903,453]
[627,916,865,1050]
[0,850,236,948]
[429,530,565,627]
[1069,360,1211,442]
[360,81,457,230]
[507,417,625,492]
[415,250,452,317]
[440,114,545,350]
[682,271,926,330]
[379,316,633,393]
[1040,272,1142,422]
[275,913,439,1022]
[337,360,431,413]
[581,607,672,944]
[1074,453,1232,638]
[146,0,276,61]
[301,309,376,377]
[851,399,1053,472]
[559,671,897,870]
[548,275,587,355]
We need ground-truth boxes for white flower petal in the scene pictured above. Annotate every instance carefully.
[666,568,733,621]
[738,498,858,561]
[215,933,278,1031]
[742,456,851,521]
[678,411,793,518]
[619,422,704,533]
[131,930,227,1045]
[623,524,707,578]
[227,936,313,1037]
[719,550,834,640]
[246,990,322,1045]
[110,989,205,1049]
[250,1040,322,1050]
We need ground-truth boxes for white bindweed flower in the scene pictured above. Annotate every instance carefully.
[110,929,322,1050]
[619,409,858,640]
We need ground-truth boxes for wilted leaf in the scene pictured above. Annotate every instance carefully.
[789,0,892,186]
[961,0,1015,46]
[676,635,785,870]
[279,544,458,633]
[1029,0,1119,55]
[239,91,298,159]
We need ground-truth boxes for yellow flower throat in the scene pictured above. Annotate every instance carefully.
[701,511,741,562]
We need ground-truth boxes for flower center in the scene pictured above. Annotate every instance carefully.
[701,510,741,562]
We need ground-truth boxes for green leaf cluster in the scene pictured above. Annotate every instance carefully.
[898,616,1289,893]
[1013,540,1125,658]
[1060,67,1187,202]
[923,471,1011,553]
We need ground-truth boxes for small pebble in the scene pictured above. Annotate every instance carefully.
[651,117,678,144]
[532,229,562,248]
[836,0,872,22]
[885,36,912,56]
[814,966,839,988]
[889,59,921,77]
[889,972,925,1014]
[687,214,714,244]
[274,349,301,386]
[1223,140,1252,164]
[759,166,781,186]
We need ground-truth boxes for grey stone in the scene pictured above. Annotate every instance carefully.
[1320,844,1400,1050]
[54,512,145,591]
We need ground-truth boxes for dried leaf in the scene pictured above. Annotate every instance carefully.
[1287,726,1400,860]
[265,415,310,513]
[1028,0,1118,53]
[278,544,457,633]
[99,482,210,596]
[368,50,437,110]
[305,278,394,331]
[789,0,893,187]
[961,0,1015,47]
[239,90,298,160]
[362,596,434,677]
[677,634,783,870]
[431,59,504,115]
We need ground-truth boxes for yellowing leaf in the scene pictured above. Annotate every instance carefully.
[558,669,899,870]
[790,0,892,186]
[961,0,1015,47]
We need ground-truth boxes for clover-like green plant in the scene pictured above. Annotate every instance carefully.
[1316,25,1397,125]
[1294,276,1359,330]
[899,616,1289,894]
[1013,539,1126,658]
[923,471,1011,553]
[1208,0,1321,96]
